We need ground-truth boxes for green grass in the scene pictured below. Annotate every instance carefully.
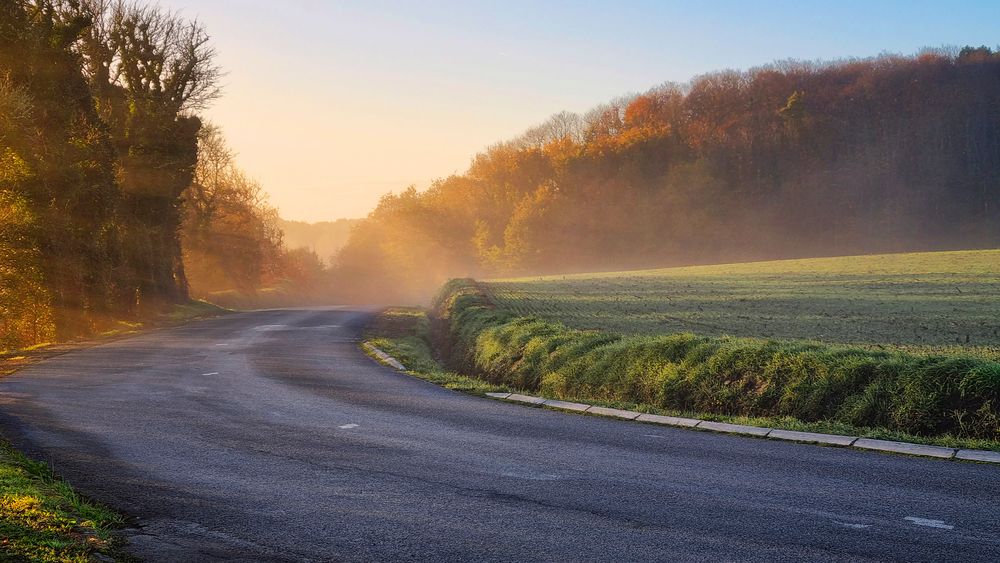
[0,441,126,562]
[364,307,1000,452]
[432,256,1000,446]
[363,308,512,396]
[485,249,1000,356]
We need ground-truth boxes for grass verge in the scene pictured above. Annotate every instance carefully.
[363,308,512,396]
[366,288,1000,452]
[0,441,127,562]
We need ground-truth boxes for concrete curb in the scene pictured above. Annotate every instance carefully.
[487,392,999,464]
[853,438,955,459]
[767,429,857,447]
[363,344,997,465]
[636,413,700,427]
[543,399,590,412]
[955,449,1000,463]
[362,343,406,371]
[698,420,771,437]
[507,393,546,405]
[587,405,641,420]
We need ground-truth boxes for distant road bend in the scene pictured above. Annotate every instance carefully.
[0,309,997,561]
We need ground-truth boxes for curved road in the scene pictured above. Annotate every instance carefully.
[0,309,998,561]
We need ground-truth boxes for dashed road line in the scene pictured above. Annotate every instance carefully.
[834,521,872,530]
[904,517,954,530]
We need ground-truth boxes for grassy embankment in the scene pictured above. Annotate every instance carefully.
[0,299,228,560]
[367,250,1000,451]
[0,443,126,562]
[365,309,506,396]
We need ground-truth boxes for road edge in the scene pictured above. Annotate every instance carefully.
[486,391,1000,464]
[361,342,1000,465]
[362,342,407,371]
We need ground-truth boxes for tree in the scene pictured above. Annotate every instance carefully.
[77,0,221,306]
[0,0,121,340]
[182,125,284,297]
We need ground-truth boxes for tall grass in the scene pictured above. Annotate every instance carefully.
[435,279,1000,439]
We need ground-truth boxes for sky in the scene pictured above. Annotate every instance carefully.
[159,0,1000,221]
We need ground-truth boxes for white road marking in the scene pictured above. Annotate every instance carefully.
[338,423,359,429]
[499,472,562,481]
[834,521,872,529]
[254,324,340,331]
[201,372,219,376]
[214,343,228,346]
[642,434,664,438]
[905,517,954,530]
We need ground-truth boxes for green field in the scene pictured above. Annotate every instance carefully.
[421,251,1000,444]
[484,250,1000,355]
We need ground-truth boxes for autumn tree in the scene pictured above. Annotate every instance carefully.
[0,1,120,343]
[182,124,284,298]
[330,48,1000,303]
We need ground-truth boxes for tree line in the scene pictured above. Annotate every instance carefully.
[181,123,329,308]
[0,1,319,350]
[332,47,1000,304]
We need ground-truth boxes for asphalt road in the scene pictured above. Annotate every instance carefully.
[1,309,998,562]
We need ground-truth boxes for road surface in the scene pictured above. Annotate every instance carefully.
[0,309,997,561]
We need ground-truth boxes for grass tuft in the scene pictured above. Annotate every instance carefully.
[0,441,127,562]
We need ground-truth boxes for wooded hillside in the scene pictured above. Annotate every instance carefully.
[333,48,1000,303]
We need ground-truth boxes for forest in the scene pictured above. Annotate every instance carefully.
[0,0,322,350]
[332,47,1000,304]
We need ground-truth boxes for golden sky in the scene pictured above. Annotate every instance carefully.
[164,0,1000,221]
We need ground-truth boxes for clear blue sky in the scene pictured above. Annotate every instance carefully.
[160,0,1000,221]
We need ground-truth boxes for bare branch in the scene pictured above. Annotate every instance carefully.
[76,0,221,112]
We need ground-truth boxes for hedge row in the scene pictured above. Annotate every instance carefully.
[434,279,1000,439]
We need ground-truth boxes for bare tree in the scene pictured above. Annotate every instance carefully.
[518,111,584,147]
[77,0,221,112]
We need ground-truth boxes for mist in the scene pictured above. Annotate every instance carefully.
[326,48,1000,305]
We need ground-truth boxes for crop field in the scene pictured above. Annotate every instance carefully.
[483,250,1000,354]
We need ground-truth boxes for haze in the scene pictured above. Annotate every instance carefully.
[4,2,1000,560]
[160,0,1000,221]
